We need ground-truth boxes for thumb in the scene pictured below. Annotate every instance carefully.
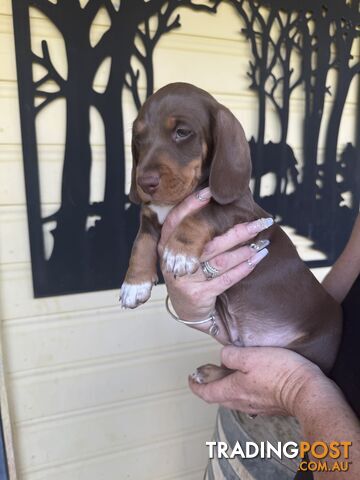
[221,346,253,372]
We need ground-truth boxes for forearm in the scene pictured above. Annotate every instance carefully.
[322,214,360,302]
[295,377,360,479]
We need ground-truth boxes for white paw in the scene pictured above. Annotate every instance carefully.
[120,282,152,309]
[163,248,199,276]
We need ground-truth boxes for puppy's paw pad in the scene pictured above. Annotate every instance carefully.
[163,248,199,276]
[120,282,152,309]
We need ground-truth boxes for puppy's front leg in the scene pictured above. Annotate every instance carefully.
[163,210,214,276]
[120,207,161,308]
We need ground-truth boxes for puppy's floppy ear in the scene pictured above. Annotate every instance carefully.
[209,107,251,204]
[129,135,141,204]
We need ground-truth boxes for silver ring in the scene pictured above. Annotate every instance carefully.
[201,260,220,280]
[250,239,270,252]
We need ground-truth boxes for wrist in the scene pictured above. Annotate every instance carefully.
[291,368,339,419]
[166,295,231,344]
[167,294,214,322]
[166,295,221,337]
[276,362,327,417]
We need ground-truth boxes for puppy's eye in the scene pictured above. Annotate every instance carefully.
[175,128,192,140]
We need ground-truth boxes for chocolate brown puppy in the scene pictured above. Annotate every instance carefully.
[120,82,342,378]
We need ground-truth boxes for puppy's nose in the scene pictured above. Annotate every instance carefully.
[137,174,160,194]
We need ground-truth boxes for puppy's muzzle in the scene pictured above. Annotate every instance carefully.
[137,173,160,194]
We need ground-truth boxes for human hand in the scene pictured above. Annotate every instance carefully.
[189,345,330,416]
[159,187,272,342]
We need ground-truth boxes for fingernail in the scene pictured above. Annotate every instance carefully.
[195,187,211,202]
[190,370,204,384]
[250,239,270,251]
[246,217,274,234]
[247,414,257,419]
[247,248,269,268]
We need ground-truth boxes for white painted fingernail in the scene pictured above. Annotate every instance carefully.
[195,187,211,202]
[247,248,269,268]
[246,217,274,234]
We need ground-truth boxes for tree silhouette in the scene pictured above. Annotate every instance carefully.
[260,7,302,212]
[296,3,336,233]
[229,0,304,203]
[229,0,281,200]
[324,1,360,180]
[13,0,219,296]
[13,0,360,295]
[320,1,360,254]
[264,11,302,147]
[125,0,182,109]
[229,0,359,262]
[125,14,179,109]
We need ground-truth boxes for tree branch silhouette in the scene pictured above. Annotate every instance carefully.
[35,90,63,113]
[266,10,303,108]
[32,39,65,112]
[84,0,116,23]
[32,40,66,87]
[124,67,142,110]
[29,0,61,28]
[125,0,220,111]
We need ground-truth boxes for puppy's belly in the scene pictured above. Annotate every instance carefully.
[234,318,305,348]
[223,312,305,348]
[216,295,306,348]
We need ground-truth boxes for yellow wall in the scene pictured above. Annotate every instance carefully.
[0,1,358,479]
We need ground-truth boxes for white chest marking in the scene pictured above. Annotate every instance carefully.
[148,204,174,225]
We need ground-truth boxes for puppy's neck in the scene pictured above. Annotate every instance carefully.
[233,188,267,223]
[148,204,174,225]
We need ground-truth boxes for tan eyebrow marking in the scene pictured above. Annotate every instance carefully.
[165,116,176,129]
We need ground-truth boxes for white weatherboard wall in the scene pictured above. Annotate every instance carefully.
[0,2,358,480]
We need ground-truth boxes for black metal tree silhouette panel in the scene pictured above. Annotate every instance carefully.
[13,0,360,297]
[231,0,360,266]
[12,0,219,297]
